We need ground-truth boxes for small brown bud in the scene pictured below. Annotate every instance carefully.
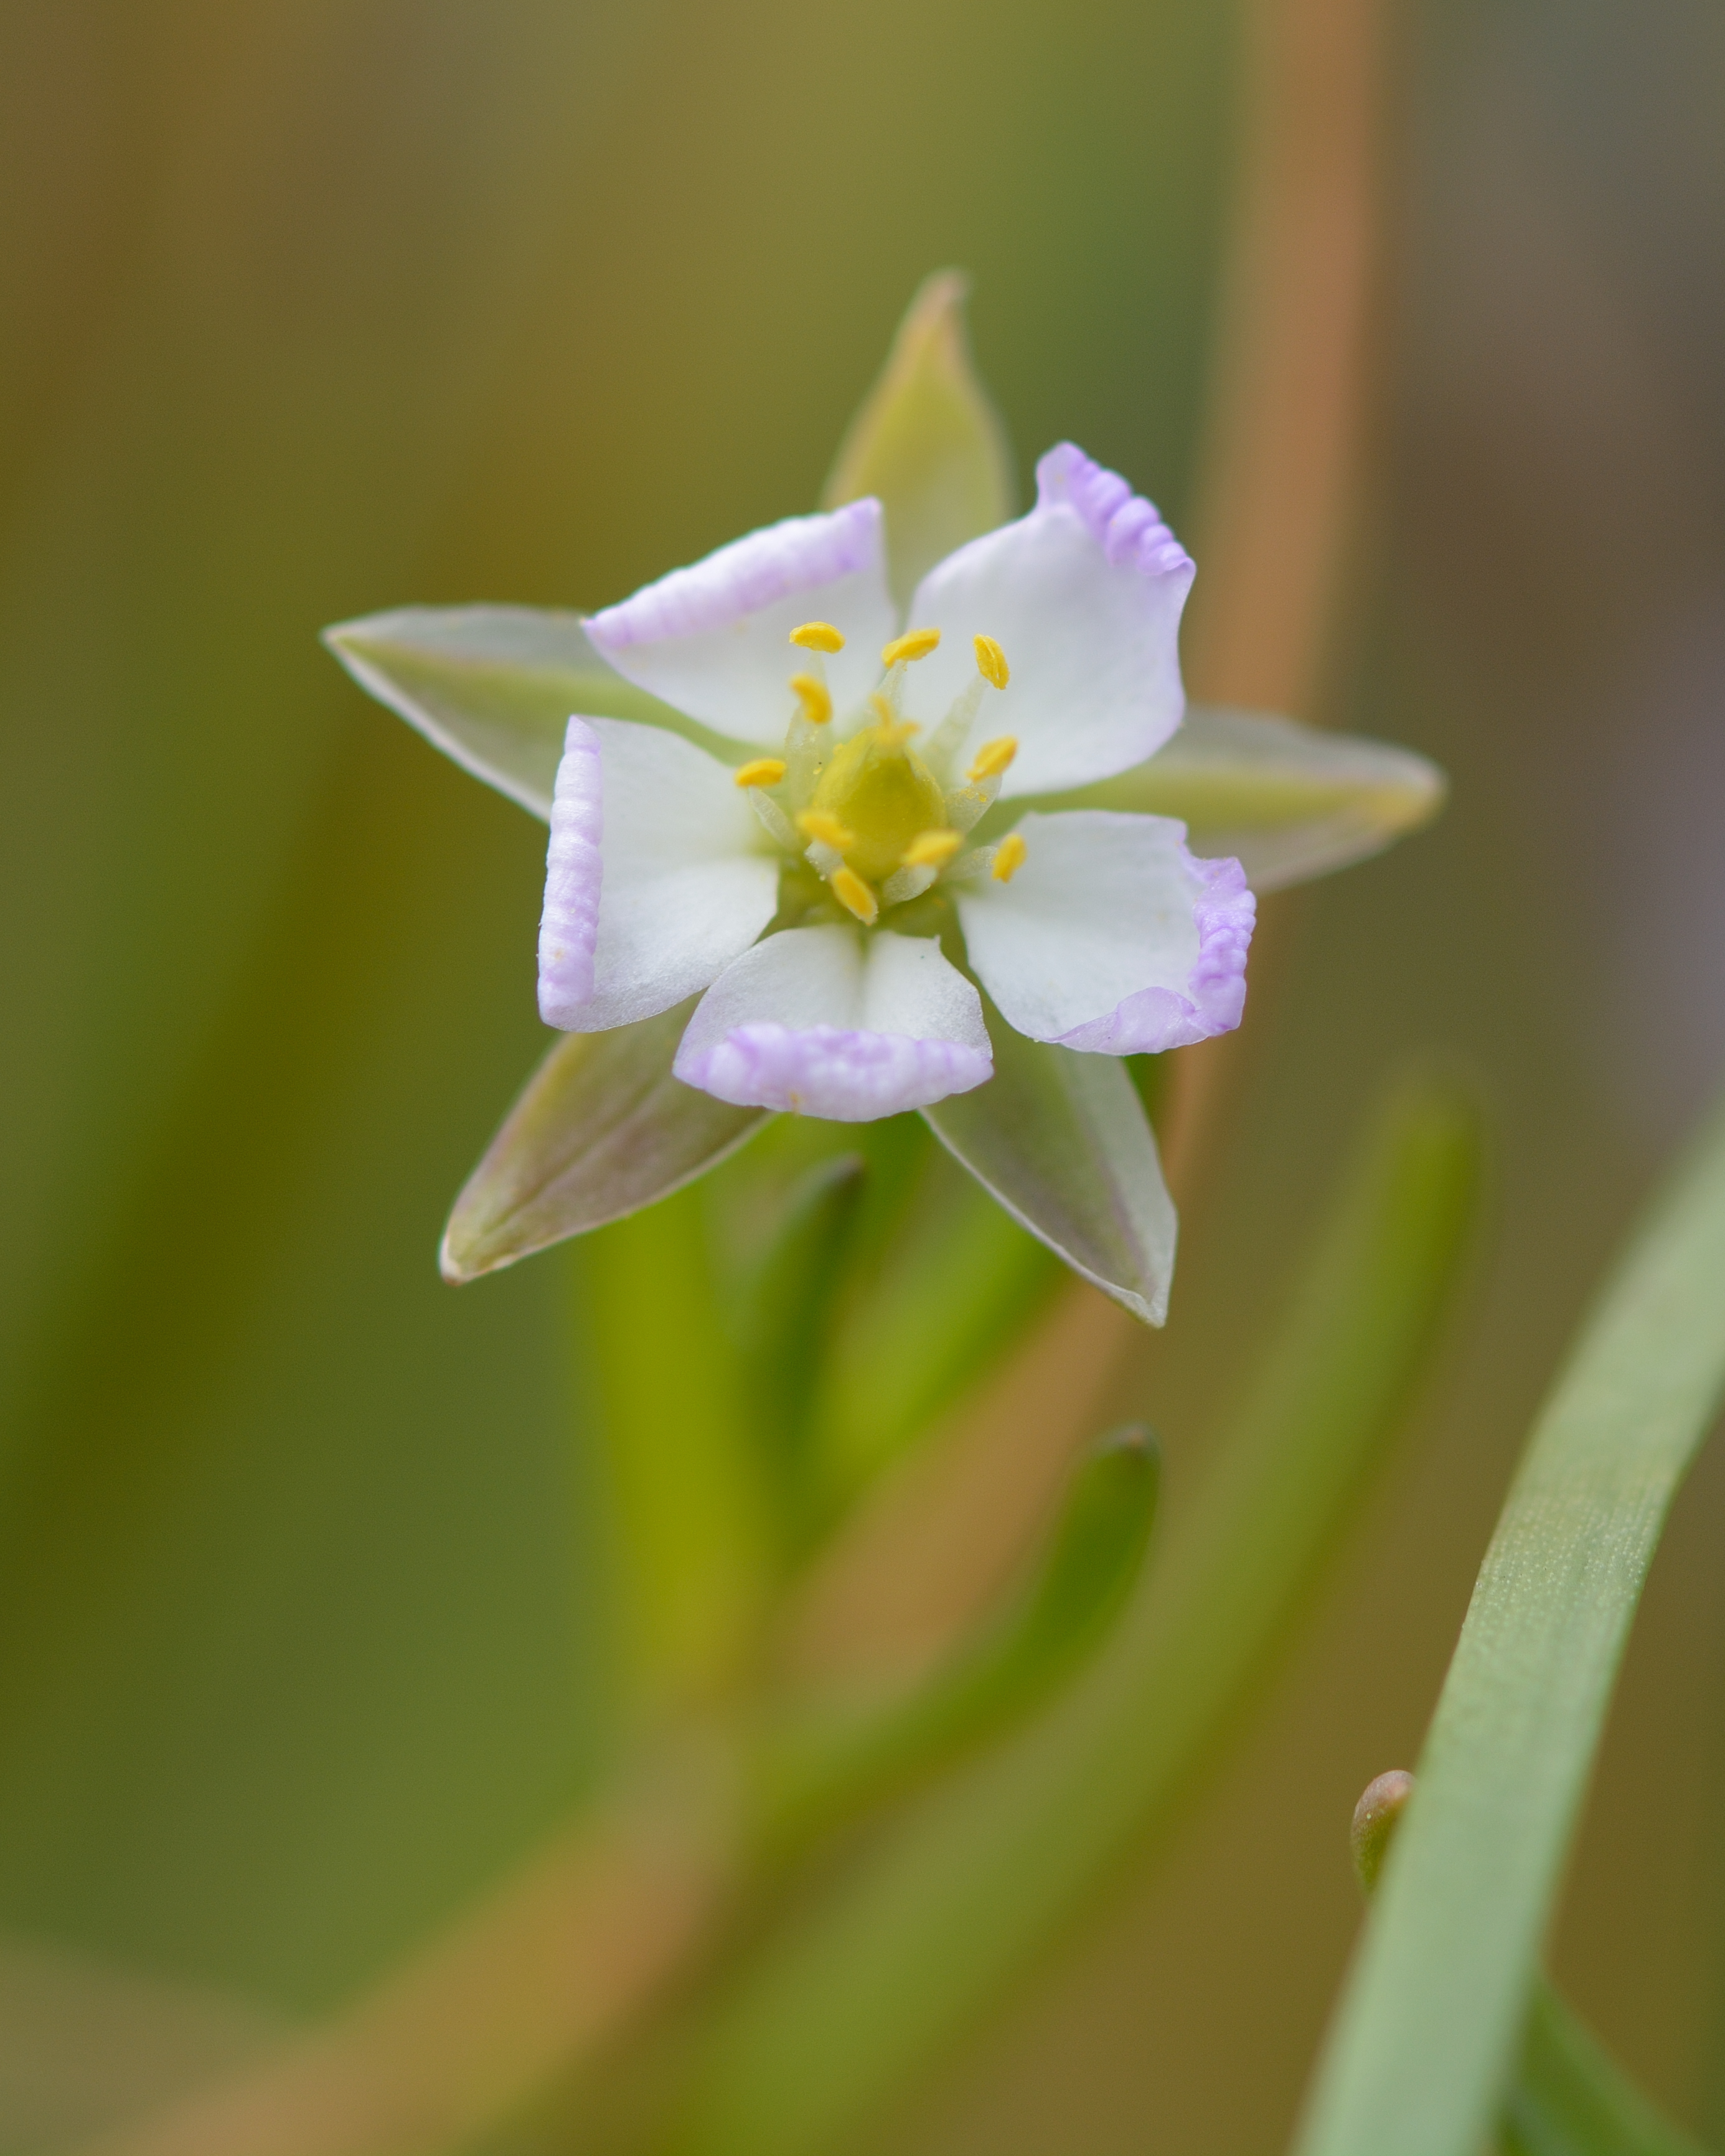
[1350,1769,1415,1895]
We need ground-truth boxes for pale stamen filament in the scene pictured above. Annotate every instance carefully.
[924,635,1008,779]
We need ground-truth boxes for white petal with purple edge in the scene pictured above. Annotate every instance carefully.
[956,810,1254,1054]
[586,502,898,746]
[904,443,1194,797]
[675,926,992,1122]
[538,717,779,1032]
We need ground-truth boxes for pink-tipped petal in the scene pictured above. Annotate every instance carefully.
[586,502,897,746]
[540,718,779,1034]
[956,810,1255,1056]
[674,926,992,1122]
[904,443,1195,797]
[537,719,604,1024]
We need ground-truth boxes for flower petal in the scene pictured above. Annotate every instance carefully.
[905,443,1194,798]
[956,810,1254,1054]
[538,718,779,1031]
[586,502,898,746]
[674,926,991,1121]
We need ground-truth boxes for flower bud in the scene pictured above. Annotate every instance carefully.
[1350,1768,1414,1895]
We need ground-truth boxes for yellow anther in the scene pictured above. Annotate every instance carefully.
[864,691,919,746]
[790,673,833,726]
[968,734,1019,782]
[830,866,878,925]
[974,634,1010,690]
[798,809,855,851]
[992,833,1028,883]
[734,756,787,789]
[790,621,845,653]
[901,828,962,869]
[881,627,941,668]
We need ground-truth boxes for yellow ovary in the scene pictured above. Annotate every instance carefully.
[735,757,787,788]
[992,832,1027,882]
[810,717,947,884]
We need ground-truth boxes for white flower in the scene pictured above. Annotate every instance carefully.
[537,443,1255,1122]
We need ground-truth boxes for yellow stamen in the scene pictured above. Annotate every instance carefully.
[790,673,833,726]
[791,621,845,653]
[901,828,962,869]
[968,734,1018,781]
[830,866,878,924]
[798,809,855,851]
[734,756,787,789]
[992,832,1027,883]
[881,626,941,668]
[865,692,919,745]
[973,634,1010,690]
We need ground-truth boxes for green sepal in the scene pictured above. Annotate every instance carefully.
[441,1003,771,1283]
[752,1428,1159,1864]
[822,270,1016,611]
[921,1008,1177,1326]
[1002,705,1447,890]
[324,604,744,821]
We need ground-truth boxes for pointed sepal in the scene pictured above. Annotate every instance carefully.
[324,604,735,821]
[822,270,1016,612]
[1043,705,1447,891]
[441,1003,771,1282]
[920,1010,1177,1326]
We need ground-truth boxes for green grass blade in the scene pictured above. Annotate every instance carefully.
[1295,1093,1725,2156]
[1501,1981,1712,2156]
[667,1073,1479,2156]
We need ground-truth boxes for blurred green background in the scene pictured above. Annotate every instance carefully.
[2,1,1723,2150]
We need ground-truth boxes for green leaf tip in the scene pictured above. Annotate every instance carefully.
[823,270,1016,610]
[440,1005,770,1283]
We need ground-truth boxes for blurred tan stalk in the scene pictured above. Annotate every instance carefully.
[88,1,1386,2146]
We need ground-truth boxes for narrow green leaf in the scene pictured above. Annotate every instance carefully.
[668,1074,1479,2156]
[324,604,741,820]
[1501,1982,1711,2156]
[1295,1092,1725,2156]
[921,1011,1177,1326]
[822,270,1016,611]
[575,1180,776,1707]
[753,1429,1159,1863]
[737,1153,870,1552]
[441,1004,769,1283]
[1008,705,1447,891]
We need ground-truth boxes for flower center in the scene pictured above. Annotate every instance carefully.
[734,621,1028,926]
[809,718,946,884]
